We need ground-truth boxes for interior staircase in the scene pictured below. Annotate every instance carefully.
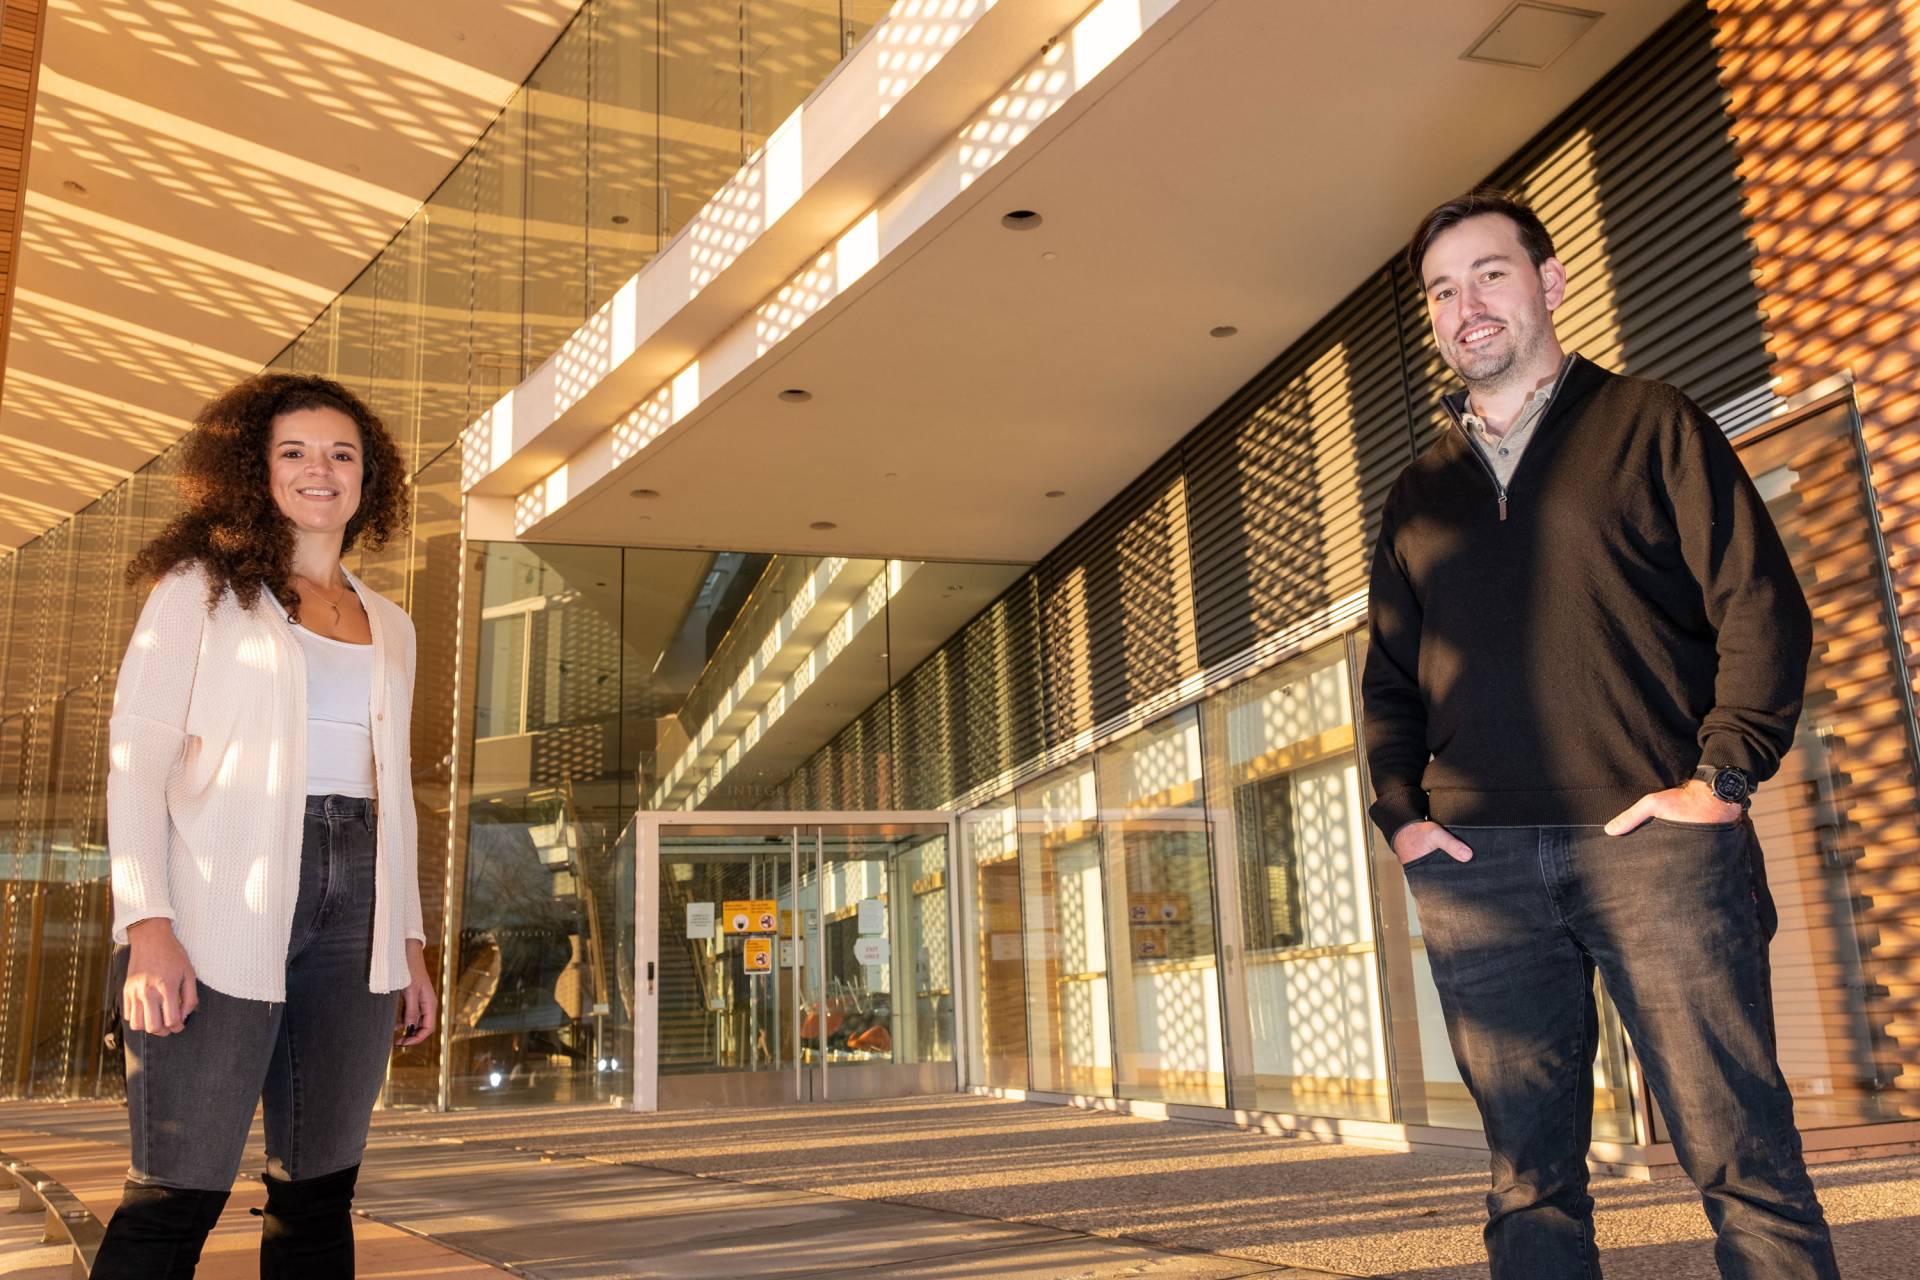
[656,882,715,1069]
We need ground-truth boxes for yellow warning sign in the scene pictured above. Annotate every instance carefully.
[722,899,779,934]
[742,937,774,973]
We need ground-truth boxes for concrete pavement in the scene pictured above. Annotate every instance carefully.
[2,1094,1915,1277]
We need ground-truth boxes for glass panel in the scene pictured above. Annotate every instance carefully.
[961,796,1028,1088]
[475,613,527,740]
[472,95,528,399]
[452,543,629,1106]
[371,217,425,477]
[1202,641,1389,1121]
[335,267,377,398]
[418,166,476,469]
[659,827,795,1076]
[1638,399,1920,1133]
[288,301,336,375]
[660,0,746,241]
[816,824,953,1067]
[29,495,121,1095]
[383,443,467,1106]
[525,15,589,367]
[745,2,842,143]
[1095,710,1224,1106]
[588,0,664,312]
[1017,759,1112,1095]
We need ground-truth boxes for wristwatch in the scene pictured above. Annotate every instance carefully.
[1693,764,1753,809]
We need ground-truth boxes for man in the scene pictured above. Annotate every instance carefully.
[1363,188,1839,1278]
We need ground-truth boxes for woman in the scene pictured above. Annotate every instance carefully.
[92,373,438,1278]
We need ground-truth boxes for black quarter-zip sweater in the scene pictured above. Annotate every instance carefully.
[1360,355,1813,838]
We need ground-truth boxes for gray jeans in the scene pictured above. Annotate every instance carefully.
[124,794,399,1190]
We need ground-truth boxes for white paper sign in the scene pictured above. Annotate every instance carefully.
[853,935,889,966]
[779,938,797,968]
[685,902,715,939]
[857,898,885,935]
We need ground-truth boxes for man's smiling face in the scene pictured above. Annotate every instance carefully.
[1421,212,1565,390]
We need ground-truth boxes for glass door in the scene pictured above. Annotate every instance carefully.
[631,812,960,1110]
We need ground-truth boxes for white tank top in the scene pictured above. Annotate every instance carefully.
[293,626,376,797]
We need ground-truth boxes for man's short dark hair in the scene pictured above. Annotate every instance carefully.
[1406,188,1557,284]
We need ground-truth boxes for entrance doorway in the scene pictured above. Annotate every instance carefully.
[631,812,963,1110]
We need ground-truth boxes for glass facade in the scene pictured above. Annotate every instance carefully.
[0,0,882,1105]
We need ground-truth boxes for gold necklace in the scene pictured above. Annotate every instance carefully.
[291,572,350,627]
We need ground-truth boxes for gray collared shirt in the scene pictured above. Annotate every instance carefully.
[1459,357,1572,486]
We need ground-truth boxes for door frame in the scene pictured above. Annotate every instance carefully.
[632,810,965,1112]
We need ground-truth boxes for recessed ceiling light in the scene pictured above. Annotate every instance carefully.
[1462,2,1601,71]
[1041,251,1058,261]
[450,28,466,42]
[630,488,660,499]
[1210,325,1238,338]
[809,520,837,530]
[345,162,361,175]
[778,388,812,403]
[611,214,630,225]
[1045,489,1066,498]
[61,179,86,195]
[1001,209,1043,231]
[883,471,899,481]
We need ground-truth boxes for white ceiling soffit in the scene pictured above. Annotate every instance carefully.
[0,0,581,549]
[517,0,1687,564]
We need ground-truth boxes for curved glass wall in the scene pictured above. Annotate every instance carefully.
[0,0,889,1104]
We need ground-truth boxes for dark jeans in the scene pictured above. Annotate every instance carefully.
[122,794,399,1189]
[1404,819,1839,1279]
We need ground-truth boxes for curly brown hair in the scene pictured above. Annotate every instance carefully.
[126,373,411,613]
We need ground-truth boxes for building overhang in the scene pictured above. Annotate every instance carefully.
[476,0,1690,563]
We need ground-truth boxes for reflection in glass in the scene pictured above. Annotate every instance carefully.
[809,827,952,1071]
[371,217,425,476]
[418,167,475,468]
[1202,642,1388,1121]
[961,798,1029,1088]
[1017,760,1112,1095]
[746,2,843,141]
[525,14,590,366]
[453,544,633,1106]
[1096,710,1224,1106]
[472,94,527,399]
[588,0,664,311]
[1648,401,1918,1133]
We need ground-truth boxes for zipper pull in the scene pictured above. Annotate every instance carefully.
[1498,494,1509,522]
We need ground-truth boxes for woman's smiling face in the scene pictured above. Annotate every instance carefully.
[267,407,364,538]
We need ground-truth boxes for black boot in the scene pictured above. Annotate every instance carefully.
[91,1180,231,1279]
[259,1162,360,1278]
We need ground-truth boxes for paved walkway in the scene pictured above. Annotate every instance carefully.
[3,1095,1916,1277]
[0,1099,1333,1278]
[369,1096,1920,1279]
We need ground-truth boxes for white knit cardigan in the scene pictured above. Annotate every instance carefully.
[108,561,426,1000]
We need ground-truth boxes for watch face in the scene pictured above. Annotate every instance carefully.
[1713,770,1747,802]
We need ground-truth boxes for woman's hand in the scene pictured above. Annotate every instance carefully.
[123,918,198,1036]
[395,939,438,1047]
